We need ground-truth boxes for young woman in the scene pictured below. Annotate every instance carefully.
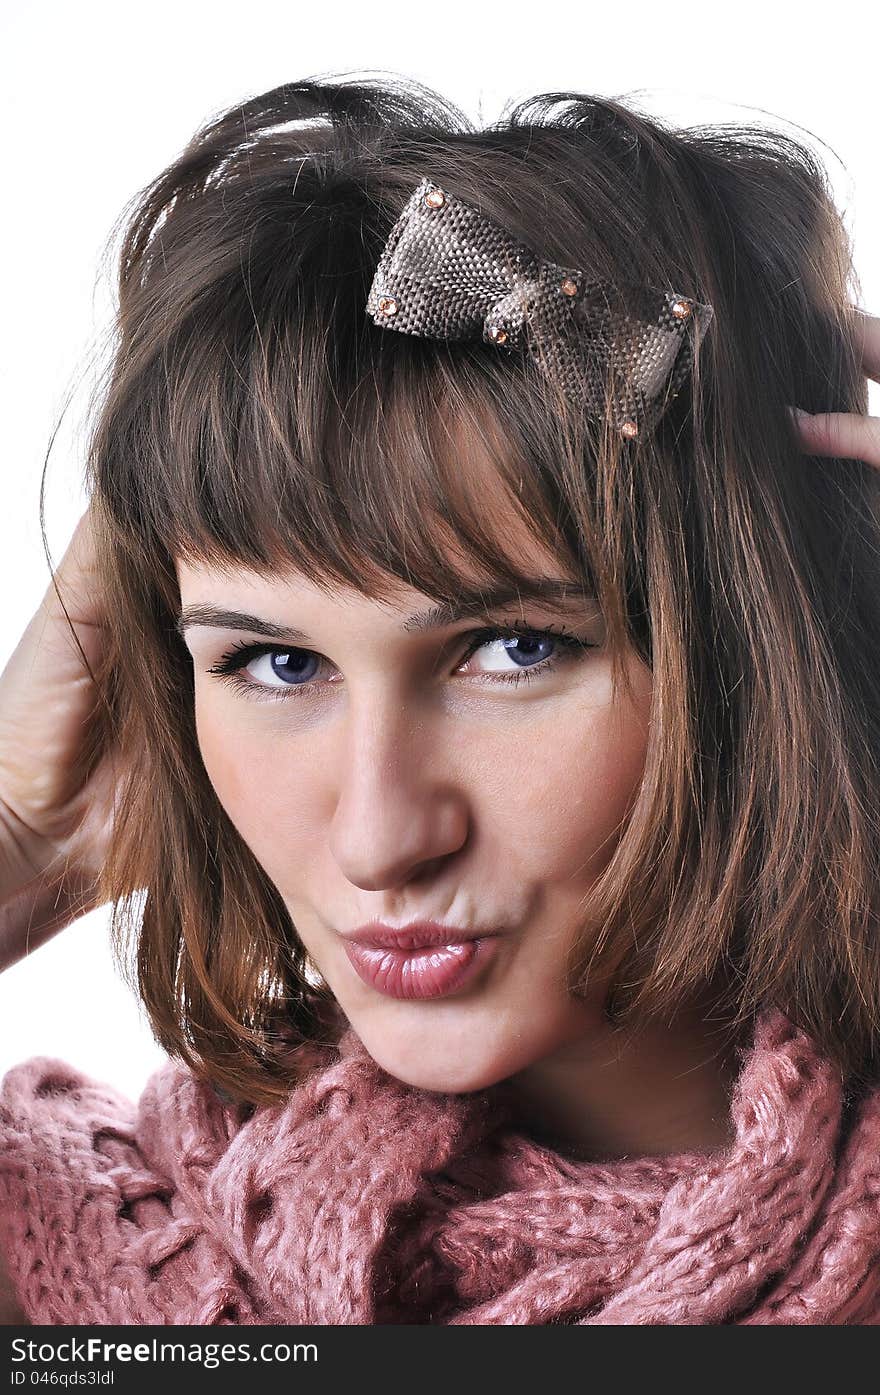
[1,76,879,1325]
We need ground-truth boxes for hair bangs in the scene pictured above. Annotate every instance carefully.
[105,238,609,621]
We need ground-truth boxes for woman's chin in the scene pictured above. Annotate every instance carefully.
[341,1000,587,1097]
[365,1043,516,1095]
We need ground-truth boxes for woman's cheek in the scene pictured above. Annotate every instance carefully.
[195,699,293,850]
[509,661,651,867]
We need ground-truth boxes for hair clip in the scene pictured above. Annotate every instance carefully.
[365,177,714,438]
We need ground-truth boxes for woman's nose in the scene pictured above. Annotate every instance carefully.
[328,696,469,891]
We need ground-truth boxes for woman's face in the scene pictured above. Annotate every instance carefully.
[176,487,653,1094]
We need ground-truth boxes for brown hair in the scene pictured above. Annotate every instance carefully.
[49,74,880,1105]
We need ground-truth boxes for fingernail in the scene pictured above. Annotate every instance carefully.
[787,405,812,421]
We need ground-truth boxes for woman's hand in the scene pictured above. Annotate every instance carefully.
[789,309,880,467]
[0,505,126,964]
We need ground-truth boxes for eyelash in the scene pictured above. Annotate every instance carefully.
[204,623,597,704]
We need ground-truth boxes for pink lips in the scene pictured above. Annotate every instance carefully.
[341,921,501,1000]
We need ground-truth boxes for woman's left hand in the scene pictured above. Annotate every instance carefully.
[789,309,880,468]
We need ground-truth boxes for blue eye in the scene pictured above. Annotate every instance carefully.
[204,623,597,703]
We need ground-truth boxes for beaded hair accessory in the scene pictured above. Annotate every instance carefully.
[365,176,714,438]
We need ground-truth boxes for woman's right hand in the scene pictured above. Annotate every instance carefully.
[0,505,125,965]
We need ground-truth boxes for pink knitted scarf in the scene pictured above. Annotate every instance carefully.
[1,1006,879,1324]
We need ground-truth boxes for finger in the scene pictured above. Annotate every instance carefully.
[39,504,105,630]
[791,408,880,468]
[851,308,880,382]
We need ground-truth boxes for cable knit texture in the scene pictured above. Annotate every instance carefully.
[0,1006,879,1325]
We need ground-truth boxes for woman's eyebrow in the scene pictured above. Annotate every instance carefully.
[176,580,595,643]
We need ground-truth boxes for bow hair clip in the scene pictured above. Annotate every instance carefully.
[365,177,714,439]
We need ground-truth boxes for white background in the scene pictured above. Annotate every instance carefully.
[1,0,878,1100]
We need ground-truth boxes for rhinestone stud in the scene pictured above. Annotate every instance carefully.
[377,296,398,317]
[487,324,509,344]
[560,277,579,297]
[620,420,639,439]
[671,298,692,320]
[425,187,446,209]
